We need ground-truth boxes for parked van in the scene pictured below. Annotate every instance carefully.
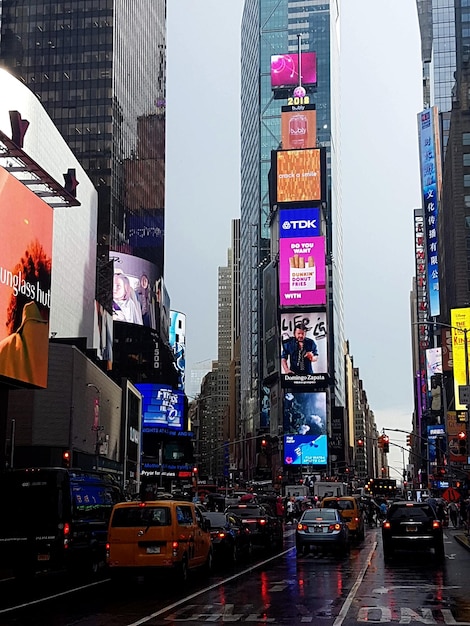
[321,496,365,541]
[106,500,213,581]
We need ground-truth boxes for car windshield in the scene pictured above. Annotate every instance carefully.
[337,500,354,510]
[226,506,263,517]
[111,506,171,527]
[303,509,337,522]
[388,504,433,522]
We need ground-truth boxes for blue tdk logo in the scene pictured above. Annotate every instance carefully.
[279,207,321,237]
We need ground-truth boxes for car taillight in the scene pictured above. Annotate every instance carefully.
[298,523,307,531]
[259,519,267,525]
[218,532,226,538]
[383,521,391,529]
[63,522,70,549]
[329,523,341,531]
[172,540,179,557]
[106,542,110,559]
[432,520,441,529]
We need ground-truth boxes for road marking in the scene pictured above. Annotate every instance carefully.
[332,541,377,626]
[373,585,461,594]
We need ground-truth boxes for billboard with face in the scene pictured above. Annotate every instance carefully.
[283,434,328,466]
[136,383,184,431]
[283,390,327,436]
[279,234,326,307]
[110,251,159,329]
[280,311,328,388]
[270,52,317,88]
[276,148,323,203]
[0,167,53,388]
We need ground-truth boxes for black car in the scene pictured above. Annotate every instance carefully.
[295,508,349,557]
[202,511,252,563]
[381,500,445,561]
[224,504,283,550]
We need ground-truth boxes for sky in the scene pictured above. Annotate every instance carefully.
[165,1,423,477]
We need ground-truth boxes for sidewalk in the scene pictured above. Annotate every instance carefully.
[454,532,470,551]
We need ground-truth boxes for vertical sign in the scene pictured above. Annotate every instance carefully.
[451,308,470,411]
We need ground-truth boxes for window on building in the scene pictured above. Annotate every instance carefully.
[464,133,470,145]
[465,154,470,167]
[465,174,470,187]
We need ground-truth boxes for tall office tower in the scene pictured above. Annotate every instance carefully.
[240,1,344,465]
[0,1,167,311]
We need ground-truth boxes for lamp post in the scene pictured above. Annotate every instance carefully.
[86,383,103,470]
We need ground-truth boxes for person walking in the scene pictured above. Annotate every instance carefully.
[449,501,459,528]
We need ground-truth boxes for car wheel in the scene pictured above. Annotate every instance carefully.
[359,526,365,542]
[231,542,238,563]
[434,541,445,561]
[179,557,189,583]
[204,548,213,574]
[246,541,253,560]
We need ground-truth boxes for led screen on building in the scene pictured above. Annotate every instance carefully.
[283,434,327,466]
[169,310,186,391]
[426,347,442,388]
[276,149,323,203]
[136,383,184,431]
[110,251,159,329]
[281,105,316,150]
[263,262,279,380]
[451,307,470,411]
[280,311,328,389]
[0,167,53,388]
[270,52,317,88]
[279,233,325,307]
[418,107,442,318]
[283,390,327,436]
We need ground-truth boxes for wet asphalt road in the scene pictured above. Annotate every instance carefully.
[1,525,470,625]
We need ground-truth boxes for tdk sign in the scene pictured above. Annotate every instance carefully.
[279,207,321,238]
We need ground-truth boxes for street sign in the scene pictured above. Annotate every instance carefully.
[458,385,470,405]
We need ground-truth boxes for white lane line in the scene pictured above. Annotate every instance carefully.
[332,541,377,626]
[127,548,295,626]
[0,579,106,615]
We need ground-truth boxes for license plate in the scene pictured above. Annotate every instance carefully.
[146,546,160,554]
[314,527,323,533]
[406,526,417,533]
[37,554,50,561]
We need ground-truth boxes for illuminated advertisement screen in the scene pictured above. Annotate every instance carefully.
[110,251,159,329]
[280,311,328,389]
[283,434,327,466]
[451,308,470,410]
[169,310,186,391]
[276,149,322,203]
[427,424,446,463]
[426,347,442,388]
[283,390,327,436]
[263,262,279,380]
[0,167,53,388]
[279,234,325,307]
[418,108,442,317]
[281,106,317,150]
[127,211,164,278]
[270,52,317,88]
[136,383,184,431]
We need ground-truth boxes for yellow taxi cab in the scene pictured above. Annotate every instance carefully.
[321,496,365,541]
[106,500,212,581]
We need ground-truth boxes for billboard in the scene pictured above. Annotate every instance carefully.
[283,434,328,466]
[275,148,323,203]
[451,307,470,411]
[169,310,186,391]
[280,311,328,388]
[110,251,159,329]
[283,390,327,436]
[136,383,184,431]
[0,167,53,388]
[270,52,317,88]
[447,411,467,463]
[426,347,442,388]
[279,234,326,307]
[281,105,316,150]
[417,107,442,318]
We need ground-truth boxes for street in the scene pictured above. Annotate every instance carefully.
[2,525,470,625]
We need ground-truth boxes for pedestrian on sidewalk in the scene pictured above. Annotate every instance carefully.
[449,501,459,528]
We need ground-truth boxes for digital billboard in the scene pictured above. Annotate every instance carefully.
[276,148,323,203]
[270,53,317,88]
[283,434,328,466]
[451,307,470,411]
[281,105,316,150]
[136,383,184,431]
[0,167,53,388]
[279,233,325,307]
[280,311,328,389]
[263,262,279,380]
[110,251,159,329]
[169,310,186,391]
[418,107,442,318]
[426,347,442,388]
[283,390,327,436]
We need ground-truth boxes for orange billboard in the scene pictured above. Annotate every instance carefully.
[0,167,53,388]
[281,107,316,150]
[276,148,322,203]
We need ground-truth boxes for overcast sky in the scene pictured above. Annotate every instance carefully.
[165,1,423,476]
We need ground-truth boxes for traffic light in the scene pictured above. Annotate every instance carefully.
[458,431,467,456]
[378,435,384,449]
[62,450,71,468]
[382,435,390,453]
[356,438,364,448]
[406,433,413,447]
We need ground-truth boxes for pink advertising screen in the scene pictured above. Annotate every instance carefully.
[270,52,317,88]
[279,236,326,307]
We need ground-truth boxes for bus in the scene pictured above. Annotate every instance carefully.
[0,467,123,578]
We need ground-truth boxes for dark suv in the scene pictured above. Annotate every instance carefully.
[381,501,444,561]
[224,504,283,550]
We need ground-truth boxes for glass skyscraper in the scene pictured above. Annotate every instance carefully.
[240,0,344,463]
